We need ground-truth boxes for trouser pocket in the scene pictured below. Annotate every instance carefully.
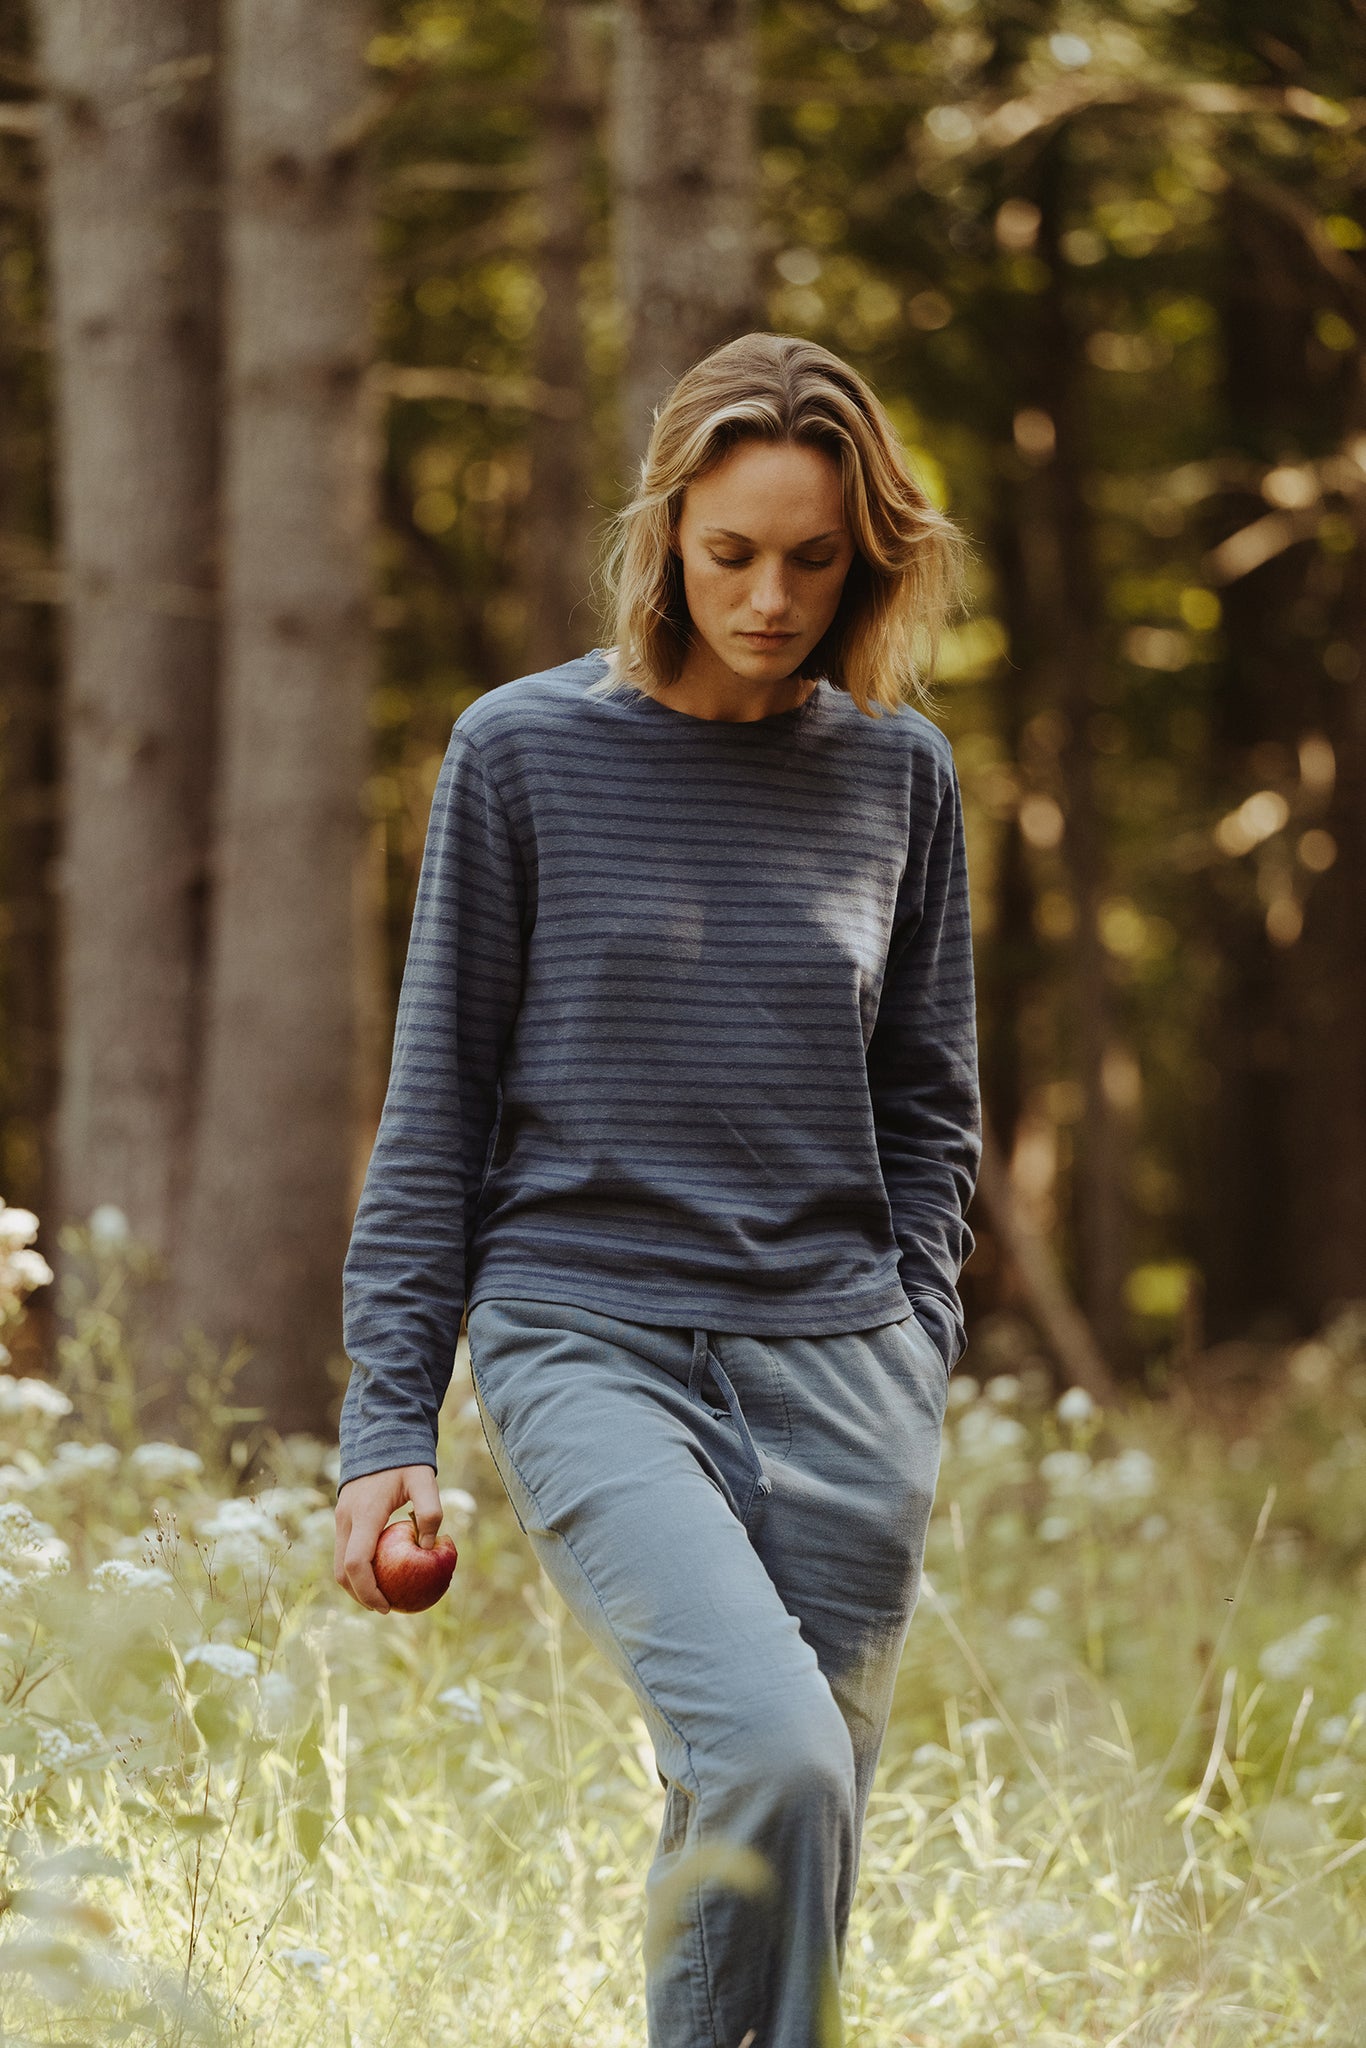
[468,1357,529,1535]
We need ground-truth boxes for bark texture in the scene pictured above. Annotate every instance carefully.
[519,0,597,672]
[1021,135,1135,1374]
[610,0,761,470]
[1200,183,1366,1340]
[173,0,375,1438]
[32,0,220,1274]
[0,13,60,1373]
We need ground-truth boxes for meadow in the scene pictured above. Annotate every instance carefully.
[2,1205,1365,2048]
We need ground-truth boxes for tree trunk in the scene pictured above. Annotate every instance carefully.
[610,0,761,469]
[172,0,375,1440]
[31,0,219,1296]
[974,1112,1121,1408]
[1199,181,1363,1342]
[0,17,60,1369]
[519,0,596,673]
[1025,133,1135,1374]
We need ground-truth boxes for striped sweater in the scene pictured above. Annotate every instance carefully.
[338,647,981,1488]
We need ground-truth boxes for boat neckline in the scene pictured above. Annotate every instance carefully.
[589,648,828,730]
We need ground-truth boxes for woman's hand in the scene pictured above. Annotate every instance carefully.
[334,1465,444,1613]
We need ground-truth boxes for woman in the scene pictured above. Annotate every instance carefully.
[334,330,982,2048]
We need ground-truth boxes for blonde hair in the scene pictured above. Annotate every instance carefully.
[589,331,969,718]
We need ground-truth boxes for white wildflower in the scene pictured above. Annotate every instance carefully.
[183,1642,258,1682]
[1316,1715,1350,1748]
[1006,1613,1049,1640]
[253,1485,323,1523]
[1259,1615,1336,1683]
[0,1564,23,1598]
[128,1441,203,1484]
[279,1946,331,1978]
[26,1531,70,1573]
[0,1507,68,1586]
[0,1461,43,1495]
[945,1374,979,1410]
[204,1532,270,1571]
[1138,1512,1169,1542]
[437,1683,483,1723]
[0,1376,72,1420]
[961,1717,1004,1742]
[956,1407,1028,1459]
[259,1670,299,1731]
[1090,1447,1158,1502]
[34,1719,103,1770]
[984,1374,1023,1406]
[0,1205,39,1251]
[89,1559,174,1596]
[51,1441,121,1479]
[298,1507,338,1546]
[4,1248,54,1293]
[439,1487,478,1520]
[320,1448,341,1485]
[88,1204,131,1251]
[1040,1448,1092,1491]
[195,1498,287,1548]
[1056,1386,1096,1425]
[1029,1584,1063,1614]
[1038,1514,1073,1543]
[0,1501,38,1553]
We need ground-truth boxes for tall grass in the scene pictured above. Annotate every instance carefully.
[1,1207,1364,2045]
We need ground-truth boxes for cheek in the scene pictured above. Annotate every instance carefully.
[680,560,731,618]
[816,567,852,619]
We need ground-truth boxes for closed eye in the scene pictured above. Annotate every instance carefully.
[710,553,837,570]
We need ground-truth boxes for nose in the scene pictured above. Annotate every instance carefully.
[749,560,792,624]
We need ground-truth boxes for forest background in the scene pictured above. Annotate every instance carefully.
[1,0,1364,1447]
[1,2,1366,2040]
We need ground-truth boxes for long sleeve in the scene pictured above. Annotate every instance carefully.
[866,756,982,1371]
[337,728,528,1491]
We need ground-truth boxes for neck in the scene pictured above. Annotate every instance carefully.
[661,640,819,722]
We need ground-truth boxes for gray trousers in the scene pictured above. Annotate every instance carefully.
[466,1297,950,2048]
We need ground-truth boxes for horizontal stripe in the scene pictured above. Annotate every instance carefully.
[338,647,982,1490]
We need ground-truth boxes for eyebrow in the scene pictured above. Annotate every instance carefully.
[702,527,845,546]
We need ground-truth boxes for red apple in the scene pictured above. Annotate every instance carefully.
[372,1514,458,1612]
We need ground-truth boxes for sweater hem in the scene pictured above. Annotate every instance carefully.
[466,1268,918,1342]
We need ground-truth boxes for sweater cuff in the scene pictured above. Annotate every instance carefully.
[907,1294,962,1375]
[335,1439,438,1504]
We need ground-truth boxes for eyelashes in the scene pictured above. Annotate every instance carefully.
[708,554,837,571]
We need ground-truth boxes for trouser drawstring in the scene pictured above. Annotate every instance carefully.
[689,1328,773,1501]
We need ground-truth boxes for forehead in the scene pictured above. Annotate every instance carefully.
[681,439,846,537]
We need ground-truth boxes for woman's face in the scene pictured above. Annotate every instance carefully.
[673,438,857,681]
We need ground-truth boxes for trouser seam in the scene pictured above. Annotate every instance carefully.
[469,1350,726,2048]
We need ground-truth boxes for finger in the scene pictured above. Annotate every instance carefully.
[407,1467,445,1550]
[340,1497,391,1613]
[344,1546,391,1614]
[333,1503,350,1587]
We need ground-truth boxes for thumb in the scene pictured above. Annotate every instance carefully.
[408,1469,444,1550]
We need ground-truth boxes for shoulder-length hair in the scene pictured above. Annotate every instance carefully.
[588,331,969,718]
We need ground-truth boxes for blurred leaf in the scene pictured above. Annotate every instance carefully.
[123,1641,176,1687]
[296,1804,327,1863]
[170,1810,224,1838]
[191,1693,239,1756]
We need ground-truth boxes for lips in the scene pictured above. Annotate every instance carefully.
[739,632,796,646]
